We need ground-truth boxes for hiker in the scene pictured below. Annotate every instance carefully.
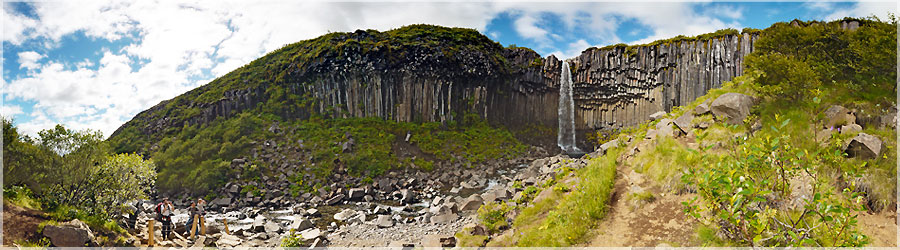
[185,198,206,236]
[155,197,174,240]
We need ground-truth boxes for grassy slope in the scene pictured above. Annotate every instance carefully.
[482,17,896,247]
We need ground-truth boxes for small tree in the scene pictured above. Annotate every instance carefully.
[745,53,820,102]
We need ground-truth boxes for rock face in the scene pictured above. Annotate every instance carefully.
[111,26,757,153]
[569,33,758,131]
[42,219,95,247]
[824,105,856,128]
[710,93,754,125]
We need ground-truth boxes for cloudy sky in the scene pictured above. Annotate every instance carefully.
[2,0,896,138]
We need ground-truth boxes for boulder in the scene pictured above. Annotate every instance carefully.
[309,237,325,248]
[649,111,666,121]
[460,194,483,211]
[325,194,344,205]
[840,124,862,134]
[655,118,675,137]
[211,197,232,206]
[300,228,322,241]
[251,218,266,233]
[306,208,319,216]
[376,215,394,228]
[710,93,754,125]
[430,211,457,224]
[42,219,95,247]
[824,105,856,128]
[348,188,366,201]
[264,221,281,234]
[598,139,620,154]
[216,234,243,248]
[334,209,356,222]
[843,133,883,160]
[291,218,314,231]
[693,103,710,115]
[674,112,693,135]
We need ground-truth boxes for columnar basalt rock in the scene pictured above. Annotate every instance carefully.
[568,33,758,131]
[113,26,758,152]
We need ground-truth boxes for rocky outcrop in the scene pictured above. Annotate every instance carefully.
[569,33,758,131]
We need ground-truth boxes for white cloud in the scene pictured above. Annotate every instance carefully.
[2,3,38,45]
[2,105,23,117]
[547,39,592,61]
[824,2,896,21]
[17,51,44,70]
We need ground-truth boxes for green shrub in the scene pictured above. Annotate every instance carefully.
[477,201,511,234]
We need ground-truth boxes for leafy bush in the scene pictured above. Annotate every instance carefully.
[683,116,869,247]
[745,53,819,102]
[477,201,511,234]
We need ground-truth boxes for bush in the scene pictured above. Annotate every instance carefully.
[745,53,819,102]
[683,116,869,247]
[477,201,510,234]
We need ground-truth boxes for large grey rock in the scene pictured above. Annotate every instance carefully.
[291,218,314,231]
[649,111,666,121]
[710,93,754,125]
[251,217,266,232]
[430,211,457,224]
[264,221,281,234]
[843,133,883,160]
[693,103,710,115]
[674,112,693,134]
[840,124,862,134]
[376,215,394,228]
[216,234,243,248]
[300,228,322,241]
[42,219,94,247]
[325,194,344,205]
[211,197,232,206]
[348,188,366,200]
[599,139,620,154]
[655,118,675,137]
[824,105,856,128]
[334,209,356,221]
[460,194,483,211]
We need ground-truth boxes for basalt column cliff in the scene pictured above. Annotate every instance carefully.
[567,33,758,133]
[111,25,757,152]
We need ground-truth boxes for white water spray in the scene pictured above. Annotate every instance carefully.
[558,61,580,154]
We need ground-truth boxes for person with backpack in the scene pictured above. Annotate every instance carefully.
[155,197,174,240]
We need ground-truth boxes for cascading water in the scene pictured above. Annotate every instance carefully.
[558,61,580,154]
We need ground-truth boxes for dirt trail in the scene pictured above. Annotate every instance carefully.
[2,202,50,246]
[585,160,698,247]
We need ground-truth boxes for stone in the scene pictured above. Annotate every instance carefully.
[376,215,394,228]
[460,194,483,211]
[334,209,356,221]
[599,139,620,154]
[251,218,266,232]
[399,189,415,204]
[227,184,240,194]
[264,221,281,233]
[291,218,314,231]
[824,105,856,128]
[325,194,344,205]
[348,188,366,200]
[693,103,710,115]
[843,133,882,160]
[300,228,322,241]
[215,234,243,248]
[42,219,94,247]
[472,225,488,236]
[656,118,675,137]
[840,124,862,134]
[649,111,666,121]
[211,197,232,206]
[430,211,457,224]
[674,112,693,135]
[711,93,754,125]
[309,237,325,248]
[440,236,457,247]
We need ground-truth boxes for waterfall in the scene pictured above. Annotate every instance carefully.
[558,61,580,154]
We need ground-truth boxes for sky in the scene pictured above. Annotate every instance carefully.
[2,0,897,138]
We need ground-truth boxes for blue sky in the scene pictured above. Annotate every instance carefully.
[2,1,896,137]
